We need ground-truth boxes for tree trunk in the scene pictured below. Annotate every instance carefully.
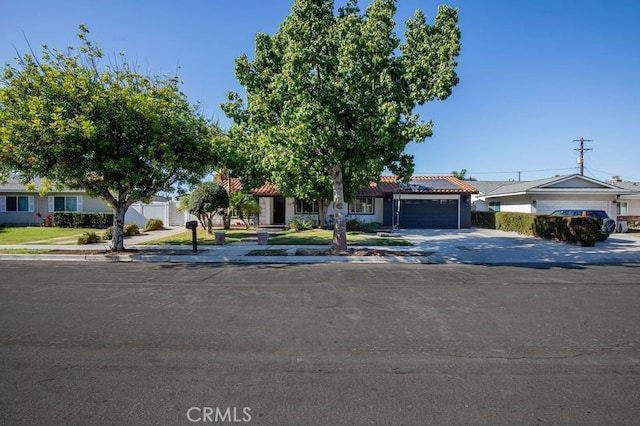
[223,212,231,230]
[329,165,348,253]
[111,203,127,252]
[239,213,250,229]
[205,213,214,234]
[197,214,207,232]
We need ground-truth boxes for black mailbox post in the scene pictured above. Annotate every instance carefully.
[185,220,198,254]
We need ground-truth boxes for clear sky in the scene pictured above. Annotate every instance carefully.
[2,0,639,182]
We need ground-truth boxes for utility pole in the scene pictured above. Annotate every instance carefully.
[573,137,593,176]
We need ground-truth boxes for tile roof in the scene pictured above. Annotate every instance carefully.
[216,174,640,198]
[251,182,280,196]
[218,175,479,197]
[218,177,243,193]
[376,175,478,195]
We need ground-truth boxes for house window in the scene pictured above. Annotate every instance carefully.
[349,197,374,214]
[489,201,501,212]
[49,196,82,212]
[617,201,628,216]
[0,195,34,212]
[295,199,318,214]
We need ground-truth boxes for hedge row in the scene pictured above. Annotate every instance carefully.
[473,211,602,247]
[471,211,496,229]
[54,212,113,229]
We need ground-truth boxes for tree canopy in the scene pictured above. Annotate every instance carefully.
[0,25,216,250]
[187,181,229,233]
[223,0,461,251]
[451,169,477,181]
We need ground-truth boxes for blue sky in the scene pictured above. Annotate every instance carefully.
[2,0,639,182]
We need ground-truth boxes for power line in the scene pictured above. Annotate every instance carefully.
[573,137,593,176]
[469,167,576,175]
[583,167,640,182]
[418,167,576,176]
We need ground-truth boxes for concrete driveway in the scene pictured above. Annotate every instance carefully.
[399,228,640,265]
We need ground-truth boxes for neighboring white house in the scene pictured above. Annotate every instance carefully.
[471,174,640,224]
[611,180,640,227]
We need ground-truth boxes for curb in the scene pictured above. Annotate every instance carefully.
[2,252,638,265]
[127,254,434,264]
[0,254,122,262]
[0,253,433,264]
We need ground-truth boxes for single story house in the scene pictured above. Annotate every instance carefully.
[471,174,640,224]
[0,176,111,225]
[0,176,183,227]
[246,175,478,229]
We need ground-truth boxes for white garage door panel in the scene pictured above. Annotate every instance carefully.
[536,200,609,214]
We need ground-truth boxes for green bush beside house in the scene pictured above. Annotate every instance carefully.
[472,211,602,247]
[144,218,164,231]
[54,212,113,229]
[102,223,141,241]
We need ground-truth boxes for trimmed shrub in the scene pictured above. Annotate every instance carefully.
[566,216,600,246]
[287,215,315,231]
[54,212,113,229]
[77,231,101,244]
[471,211,496,229]
[144,218,164,231]
[102,223,141,240]
[346,218,380,233]
[495,212,537,235]
[102,226,113,241]
[495,212,601,246]
[124,223,140,236]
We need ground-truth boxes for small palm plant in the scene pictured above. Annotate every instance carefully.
[229,192,261,229]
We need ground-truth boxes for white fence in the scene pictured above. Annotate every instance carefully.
[124,200,253,228]
[125,201,185,228]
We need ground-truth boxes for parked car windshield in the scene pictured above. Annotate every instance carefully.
[550,210,609,220]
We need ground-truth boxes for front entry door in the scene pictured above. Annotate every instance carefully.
[273,197,286,225]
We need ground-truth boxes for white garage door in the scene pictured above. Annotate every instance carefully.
[536,200,610,215]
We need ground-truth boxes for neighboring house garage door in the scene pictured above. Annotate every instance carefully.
[399,199,458,229]
[536,200,610,215]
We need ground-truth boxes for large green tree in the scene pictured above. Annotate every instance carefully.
[223,0,461,252]
[0,26,215,251]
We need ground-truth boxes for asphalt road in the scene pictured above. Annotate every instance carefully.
[1,261,639,425]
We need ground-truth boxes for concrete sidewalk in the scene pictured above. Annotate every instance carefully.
[1,227,640,265]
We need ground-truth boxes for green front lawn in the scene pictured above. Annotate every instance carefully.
[269,229,411,246]
[141,228,256,245]
[0,226,106,245]
[0,248,54,254]
[141,228,411,246]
